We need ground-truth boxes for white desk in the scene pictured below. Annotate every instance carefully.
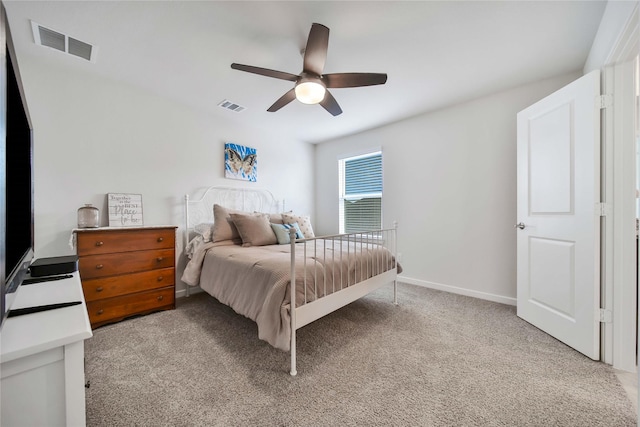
[0,272,92,427]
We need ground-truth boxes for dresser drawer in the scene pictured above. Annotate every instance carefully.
[79,248,174,279]
[86,286,174,327]
[77,228,175,256]
[82,267,175,302]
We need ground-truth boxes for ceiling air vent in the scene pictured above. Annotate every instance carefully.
[31,21,97,63]
[218,100,246,113]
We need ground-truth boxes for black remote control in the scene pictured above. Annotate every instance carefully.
[8,301,82,317]
[22,275,74,285]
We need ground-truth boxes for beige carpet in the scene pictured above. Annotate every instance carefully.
[85,283,636,426]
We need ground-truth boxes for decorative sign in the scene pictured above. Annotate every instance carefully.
[107,193,143,227]
[224,142,257,182]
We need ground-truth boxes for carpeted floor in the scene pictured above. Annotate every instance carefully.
[85,283,637,426]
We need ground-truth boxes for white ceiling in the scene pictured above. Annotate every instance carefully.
[4,1,607,144]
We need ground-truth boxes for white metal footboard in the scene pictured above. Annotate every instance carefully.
[288,224,398,376]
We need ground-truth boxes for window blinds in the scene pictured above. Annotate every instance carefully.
[344,198,382,232]
[341,152,382,233]
[345,154,383,195]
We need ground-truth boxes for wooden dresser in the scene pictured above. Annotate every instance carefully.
[75,226,177,328]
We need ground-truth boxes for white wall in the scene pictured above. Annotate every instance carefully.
[583,0,638,73]
[16,55,314,294]
[315,72,580,304]
[12,43,589,304]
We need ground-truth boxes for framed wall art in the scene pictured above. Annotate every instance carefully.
[107,193,143,227]
[225,142,257,182]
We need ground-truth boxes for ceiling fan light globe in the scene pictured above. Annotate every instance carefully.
[295,81,326,104]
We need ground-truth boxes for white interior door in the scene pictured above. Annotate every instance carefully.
[516,70,600,360]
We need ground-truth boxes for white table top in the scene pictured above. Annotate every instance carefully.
[0,272,92,363]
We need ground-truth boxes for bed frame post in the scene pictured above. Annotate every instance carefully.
[185,194,191,298]
[393,221,398,305]
[289,227,297,376]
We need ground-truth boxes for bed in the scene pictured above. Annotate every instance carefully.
[181,186,399,375]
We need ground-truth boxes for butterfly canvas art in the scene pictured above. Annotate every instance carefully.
[225,143,257,182]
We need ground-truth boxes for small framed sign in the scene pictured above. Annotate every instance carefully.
[107,193,143,227]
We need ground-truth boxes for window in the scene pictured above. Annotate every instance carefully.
[339,151,382,233]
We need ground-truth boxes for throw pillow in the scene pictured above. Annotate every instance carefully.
[270,222,304,244]
[282,213,315,239]
[212,204,242,242]
[230,213,277,247]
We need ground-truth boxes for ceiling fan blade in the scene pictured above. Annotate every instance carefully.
[323,73,388,88]
[267,88,297,112]
[320,90,343,116]
[303,23,329,76]
[231,63,298,82]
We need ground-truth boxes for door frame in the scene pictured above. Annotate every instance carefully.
[601,3,639,372]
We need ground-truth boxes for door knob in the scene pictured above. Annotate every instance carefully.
[514,222,525,230]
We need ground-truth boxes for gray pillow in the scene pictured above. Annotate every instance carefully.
[212,204,242,242]
[230,213,277,247]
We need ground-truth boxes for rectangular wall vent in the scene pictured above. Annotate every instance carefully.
[218,99,246,113]
[68,38,93,61]
[38,26,65,52]
[31,21,97,63]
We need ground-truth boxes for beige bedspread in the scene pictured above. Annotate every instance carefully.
[182,239,398,351]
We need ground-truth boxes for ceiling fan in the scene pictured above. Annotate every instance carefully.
[231,23,387,116]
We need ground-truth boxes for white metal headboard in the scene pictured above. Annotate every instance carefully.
[182,186,281,297]
[184,186,281,233]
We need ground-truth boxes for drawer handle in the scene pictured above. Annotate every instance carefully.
[96,287,103,292]
[95,241,104,247]
[96,264,104,270]
[157,237,164,242]
[156,257,164,262]
[157,295,164,301]
[157,276,164,282]
[97,309,104,315]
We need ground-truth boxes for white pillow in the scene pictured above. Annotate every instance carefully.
[282,213,315,239]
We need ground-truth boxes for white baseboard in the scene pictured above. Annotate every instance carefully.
[177,279,517,306]
[398,275,516,306]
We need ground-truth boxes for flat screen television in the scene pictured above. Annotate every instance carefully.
[0,32,34,330]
